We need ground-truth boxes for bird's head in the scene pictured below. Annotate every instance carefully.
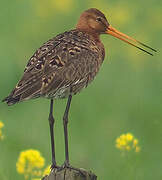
[76,8,156,56]
[76,8,110,34]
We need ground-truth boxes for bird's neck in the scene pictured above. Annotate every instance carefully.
[75,28,105,61]
[76,18,101,43]
[76,28,101,43]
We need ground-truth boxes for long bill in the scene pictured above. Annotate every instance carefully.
[106,25,157,56]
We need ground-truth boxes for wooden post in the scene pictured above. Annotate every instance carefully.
[42,168,97,180]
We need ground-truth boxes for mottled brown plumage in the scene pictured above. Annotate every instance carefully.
[3,16,106,105]
[3,8,156,168]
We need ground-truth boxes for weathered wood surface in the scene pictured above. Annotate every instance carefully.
[42,168,97,180]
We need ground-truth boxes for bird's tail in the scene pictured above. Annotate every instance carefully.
[2,91,21,106]
[2,82,41,106]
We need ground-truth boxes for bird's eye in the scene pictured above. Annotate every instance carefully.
[96,17,102,22]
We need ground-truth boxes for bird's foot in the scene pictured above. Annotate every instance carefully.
[57,161,85,177]
[42,163,60,179]
[50,162,60,170]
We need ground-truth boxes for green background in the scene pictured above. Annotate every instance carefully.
[0,0,162,179]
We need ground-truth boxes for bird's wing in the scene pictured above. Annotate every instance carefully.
[40,35,100,97]
[2,34,64,105]
[3,30,100,105]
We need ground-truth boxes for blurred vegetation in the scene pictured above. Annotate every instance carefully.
[16,149,50,180]
[0,0,162,180]
[0,121,4,141]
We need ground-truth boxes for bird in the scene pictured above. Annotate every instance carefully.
[2,8,156,169]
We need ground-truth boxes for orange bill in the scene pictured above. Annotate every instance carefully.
[106,25,157,56]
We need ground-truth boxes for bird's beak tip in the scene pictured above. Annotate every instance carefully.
[104,25,156,56]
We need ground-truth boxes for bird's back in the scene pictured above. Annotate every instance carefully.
[3,29,105,105]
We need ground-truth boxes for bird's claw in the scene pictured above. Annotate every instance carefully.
[56,162,86,177]
[50,162,85,177]
[50,163,60,170]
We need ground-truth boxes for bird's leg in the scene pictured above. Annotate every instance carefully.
[57,95,86,176]
[48,99,57,169]
[63,94,72,167]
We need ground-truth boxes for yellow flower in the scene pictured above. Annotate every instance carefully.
[32,170,42,176]
[115,133,140,153]
[119,140,126,146]
[133,139,138,146]
[0,122,4,128]
[126,133,133,141]
[120,134,126,140]
[0,121,4,140]
[16,149,45,179]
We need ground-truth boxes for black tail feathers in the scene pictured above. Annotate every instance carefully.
[2,95,20,106]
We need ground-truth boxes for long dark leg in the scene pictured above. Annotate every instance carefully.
[48,99,57,168]
[60,95,85,176]
[63,95,72,166]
